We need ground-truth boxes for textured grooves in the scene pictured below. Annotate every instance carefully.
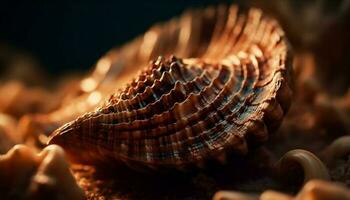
[48,5,293,169]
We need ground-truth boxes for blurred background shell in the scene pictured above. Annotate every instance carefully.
[0,145,84,200]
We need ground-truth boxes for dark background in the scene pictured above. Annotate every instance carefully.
[0,1,232,75]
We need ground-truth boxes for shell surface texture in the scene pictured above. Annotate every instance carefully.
[48,5,292,169]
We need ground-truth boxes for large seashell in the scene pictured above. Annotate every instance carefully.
[0,144,85,200]
[48,5,292,169]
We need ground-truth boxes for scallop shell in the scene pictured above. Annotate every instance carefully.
[48,5,292,169]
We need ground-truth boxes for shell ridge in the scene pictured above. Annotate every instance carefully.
[93,64,226,123]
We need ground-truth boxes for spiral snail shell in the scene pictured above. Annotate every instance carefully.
[48,5,292,169]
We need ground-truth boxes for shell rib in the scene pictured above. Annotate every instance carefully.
[48,5,292,169]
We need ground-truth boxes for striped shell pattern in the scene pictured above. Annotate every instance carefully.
[48,5,292,169]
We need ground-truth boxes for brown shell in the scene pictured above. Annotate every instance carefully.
[48,5,292,169]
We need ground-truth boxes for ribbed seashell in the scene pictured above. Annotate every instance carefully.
[20,5,289,142]
[0,144,85,200]
[48,5,292,169]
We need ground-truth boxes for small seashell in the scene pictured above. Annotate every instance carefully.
[295,180,350,200]
[213,191,259,200]
[0,144,85,200]
[48,5,292,169]
[260,191,293,200]
[213,180,350,200]
[323,136,350,166]
[275,149,330,184]
[214,190,294,200]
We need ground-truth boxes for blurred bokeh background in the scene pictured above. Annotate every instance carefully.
[0,1,233,76]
